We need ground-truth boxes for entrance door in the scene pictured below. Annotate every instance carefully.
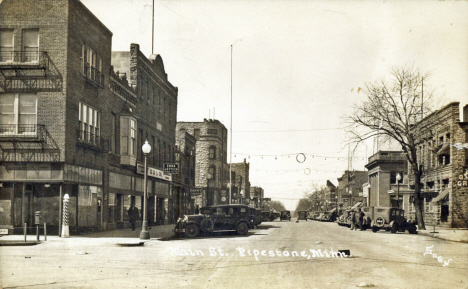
[441,205,449,222]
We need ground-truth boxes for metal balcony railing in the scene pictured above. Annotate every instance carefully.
[77,130,108,151]
[0,124,41,138]
[83,64,104,88]
[0,51,45,67]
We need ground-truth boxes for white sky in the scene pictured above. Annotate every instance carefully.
[82,0,468,210]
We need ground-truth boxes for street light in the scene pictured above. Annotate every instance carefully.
[140,140,151,240]
[396,173,401,209]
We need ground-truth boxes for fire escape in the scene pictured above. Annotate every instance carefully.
[0,51,62,163]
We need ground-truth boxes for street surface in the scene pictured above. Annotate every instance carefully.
[1,220,467,289]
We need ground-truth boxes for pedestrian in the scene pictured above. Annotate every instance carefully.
[128,203,139,231]
[356,208,365,231]
[195,204,199,214]
[350,209,356,230]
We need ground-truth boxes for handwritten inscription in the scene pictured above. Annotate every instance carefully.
[424,245,451,267]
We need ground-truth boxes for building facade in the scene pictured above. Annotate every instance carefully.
[176,119,228,207]
[408,102,468,228]
[230,159,250,204]
[250,186,264,209]
[336,170,367,208]
[365,151,409,208]
[0,0,179,234]
[175,130,196,216]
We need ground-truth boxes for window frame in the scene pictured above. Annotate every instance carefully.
[0,29,14,63]
[0,93,38,135]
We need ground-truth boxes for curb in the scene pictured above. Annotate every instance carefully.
[418,231,468,244]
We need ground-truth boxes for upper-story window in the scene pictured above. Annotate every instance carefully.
[0,29,14,62]
[81,44,103,87]
[78,102,101,145]
[390,172,404,185]
[120,116,137,157]
[23,29,39,63]
[0,93,37,135]
[209,146,216,159]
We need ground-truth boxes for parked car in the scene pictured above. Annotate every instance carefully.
[338,209,353,227]
[261,211,272,222]
[360,206,374,230]
[320,212,333,222]
[370,207,417,234]
[297,210,308,221]
[310,211,322,221]
[173,204,252,238]
[280,210,291,221]
[249,207,259,228]
[271,212,280,221]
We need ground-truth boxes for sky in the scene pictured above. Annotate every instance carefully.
[82,0,468,210]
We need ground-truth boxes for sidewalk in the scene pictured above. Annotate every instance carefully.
[417,226,468,243]
[0,224,176,245]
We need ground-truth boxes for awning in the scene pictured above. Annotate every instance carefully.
[351,202,362,209]
[431,188,449,203]
[436,144,450,156]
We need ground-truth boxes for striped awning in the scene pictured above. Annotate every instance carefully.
[431,188,449,203]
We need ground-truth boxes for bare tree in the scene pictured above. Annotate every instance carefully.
[346,66,440,230]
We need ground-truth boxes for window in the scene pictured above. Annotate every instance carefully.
[23,29,39,62]
[0,29,14,62]
[0,93,37,134]
[110,113,116,153]
[138,129,143,162]
[120,116,137,156]
[78,102,100,145]
[209,146,216,159]
[152,136,155,166]
[208,129,218,135]
[208,166,216,180]
[390,172,404,184]
[157,139,161,167]
[81,44,103,86]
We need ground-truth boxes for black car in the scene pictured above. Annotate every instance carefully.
[174,204,252,238]
[280,211,291,221]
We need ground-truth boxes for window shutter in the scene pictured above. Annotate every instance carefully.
[120,117,129,155]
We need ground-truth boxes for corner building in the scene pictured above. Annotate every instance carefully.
[176,119,228,207]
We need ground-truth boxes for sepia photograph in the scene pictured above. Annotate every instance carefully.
[0,0,468,288]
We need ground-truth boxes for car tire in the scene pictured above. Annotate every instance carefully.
[236,222,249,235]
[390,223,398,234]
[372,226,378,233]
[408,225,417,234]
[185,224,200,238]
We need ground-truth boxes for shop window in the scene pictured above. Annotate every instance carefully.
[0,29,14,62]
[0,93,37,135]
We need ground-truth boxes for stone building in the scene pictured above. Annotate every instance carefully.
[176,119,228,207]
[408,102,468,228]
[230,159,250,204]
[365,151,409,208]
[336,170,368,208]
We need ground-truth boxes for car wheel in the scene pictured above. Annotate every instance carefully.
[390,223,398,234]
[408,225,417,234]
[185,224,200,238]
[236,222,249,235]
[372,226,378,233]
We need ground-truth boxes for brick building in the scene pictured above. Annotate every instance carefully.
[230,159,250,204]
[336,170,367,208]
[174,130,196,216]
[250,186,264,209]
[0,0,179,234]
[365,151,409,208]
[408,102,468,228]
[176,119,228,207]
[0,0,112,234]
[109,44,178,227]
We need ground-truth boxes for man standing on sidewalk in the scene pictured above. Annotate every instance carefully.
[128,204,139,231]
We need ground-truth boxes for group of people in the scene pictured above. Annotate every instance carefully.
[350,208,365,231]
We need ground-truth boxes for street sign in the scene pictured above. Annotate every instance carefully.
[164,163,179,174]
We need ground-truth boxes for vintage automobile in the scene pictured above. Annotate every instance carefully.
[320,212,333,222]
[261,211,272,222]
[337,210,352,227]
[310,211,322,221]
[280,210,291,221]
[297,210,308,221]
[271,212,280,221]
[173,204,252,238]
[370,207,417,234]
[359,206,374,230]
[249,207,260,228]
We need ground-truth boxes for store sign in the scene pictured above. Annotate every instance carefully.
[457,169,468,187]
[136,164,172,181]
[190,188,202,196]
[164,163,179,174]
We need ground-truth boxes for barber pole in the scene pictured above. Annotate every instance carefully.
[61,194,70,238]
